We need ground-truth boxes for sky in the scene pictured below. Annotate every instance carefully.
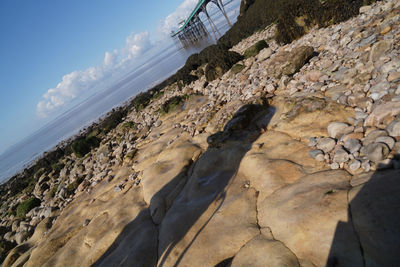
[0,0,200,154]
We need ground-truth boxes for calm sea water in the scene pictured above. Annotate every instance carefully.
[0,0,241,183]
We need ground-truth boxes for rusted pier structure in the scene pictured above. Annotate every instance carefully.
[171,0,232,47]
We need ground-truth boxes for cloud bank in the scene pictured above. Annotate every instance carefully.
[36,0,201,118]
[36,31,153,117]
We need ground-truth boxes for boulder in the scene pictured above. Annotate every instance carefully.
[243,40,268,58]
[281,46,314,76]
[269,46,314,78]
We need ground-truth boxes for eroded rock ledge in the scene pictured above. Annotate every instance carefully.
[3,0,400,266]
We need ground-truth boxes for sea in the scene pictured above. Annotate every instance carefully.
[0,0,242,183]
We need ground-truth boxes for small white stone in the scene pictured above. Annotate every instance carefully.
[349,160,361,171]
[331,162,340,170]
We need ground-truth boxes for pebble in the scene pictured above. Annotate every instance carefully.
[380,26,391,35]
[330,162,340,170]
[370,82,390,93]
[344,139,361,154]
[369,40,391,62]
[154,120,162,127]
[361,160,371,172]
[355,111,368,120]
[317,138,336,153]
[333,148,350,164]
[114,184,123,192]
[328,122,354,139]
[388,72,400,82]
[360,142,390,162]
[386,121,400,137]
[375,136,395,149]
[359,34,376,47]
[363,129,388,146]
[133,178,141,187]
[309,149,324,159]
[349,160,361,171]
[308,137,318,147]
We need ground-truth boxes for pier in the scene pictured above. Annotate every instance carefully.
[171,0,232,47]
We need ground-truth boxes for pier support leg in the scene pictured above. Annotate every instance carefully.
[203,8,220,42]
[216,0,232,27]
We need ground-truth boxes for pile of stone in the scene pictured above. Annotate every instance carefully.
[309,120,400,172]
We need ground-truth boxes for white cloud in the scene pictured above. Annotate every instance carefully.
[37,31,153,118]
[37,67,104,117]
[125,31,152,59]
[159,0,198,36]
[104,49,118,66]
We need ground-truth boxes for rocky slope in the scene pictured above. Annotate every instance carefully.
[2,0,400,266]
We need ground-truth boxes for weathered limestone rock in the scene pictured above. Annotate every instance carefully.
[4,1,400,266]
[141,140,201,224]
[6,168,158,267]
[269,97,353,140]
[158,142,260,267]
[238,154,305,204]
[258,170,363,266]
[231,235,300,267]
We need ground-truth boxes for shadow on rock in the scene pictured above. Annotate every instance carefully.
[327,156,400,266]
[93,102,274,267]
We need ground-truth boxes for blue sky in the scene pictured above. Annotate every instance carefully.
[0,0,200,154]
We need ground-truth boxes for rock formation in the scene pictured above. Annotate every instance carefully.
[2,0,400,266]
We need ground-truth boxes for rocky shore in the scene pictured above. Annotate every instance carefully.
[1,0,400,266]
